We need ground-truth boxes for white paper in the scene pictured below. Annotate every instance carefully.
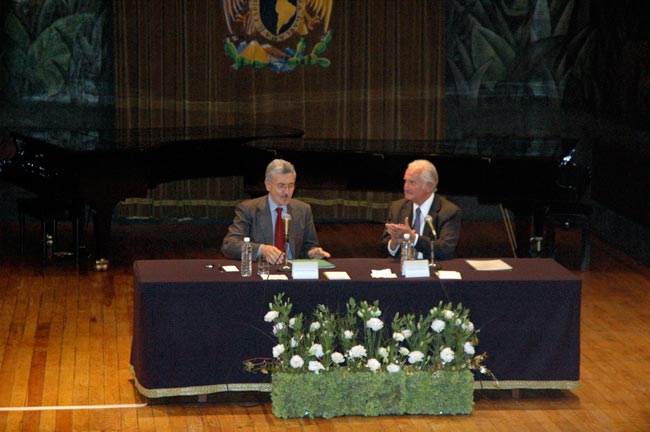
[465,259,512,271]
[371,269,397,278]
[222,265,239,272]
[266,274,289,280]
[436,270,462,279]
[323,271,351,280]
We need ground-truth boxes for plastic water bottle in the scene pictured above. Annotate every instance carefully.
[241,237,252,277]
[400,233,413,276]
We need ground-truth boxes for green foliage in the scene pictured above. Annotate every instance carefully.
[225,31,332,72]
[447,0,596,104]
[271,369,474,418]
[2,1,101,100]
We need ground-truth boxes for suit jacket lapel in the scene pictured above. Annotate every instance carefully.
[257,196,274,245]
[424,195,442,236]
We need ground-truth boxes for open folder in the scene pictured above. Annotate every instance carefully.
[289,259,335,269]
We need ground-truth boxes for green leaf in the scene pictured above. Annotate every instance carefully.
[224,38,238,59]
[530,0,552,42]
[27,13,94,95]
[315,58,330,68]
[553,0,575,37]
[4,12,31,50]
[471,24,515,89]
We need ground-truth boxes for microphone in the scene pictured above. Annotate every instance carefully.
[279,213,292,272]
[282,213,292,240]
[425,215,437,238]
[424,215,441,270]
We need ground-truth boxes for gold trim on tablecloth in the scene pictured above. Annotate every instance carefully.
[473,380,579,390]
[130,365,578,398]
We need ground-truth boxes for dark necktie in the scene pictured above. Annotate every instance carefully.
[413,207,422,235]
[275,207,285,252]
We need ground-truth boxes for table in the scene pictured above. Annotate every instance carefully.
[129,258,581,398]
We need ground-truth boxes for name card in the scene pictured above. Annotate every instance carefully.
[292,260,319,279]
[403,260,431,278]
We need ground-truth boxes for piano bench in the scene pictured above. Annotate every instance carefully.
[544,202,592,272]
[17,197,84,267]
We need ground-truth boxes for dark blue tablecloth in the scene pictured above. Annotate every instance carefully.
[130,257,581,397]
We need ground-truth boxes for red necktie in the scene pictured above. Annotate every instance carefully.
[275,208,285,252]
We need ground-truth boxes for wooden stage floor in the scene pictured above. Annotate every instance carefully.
[0,220,649,431]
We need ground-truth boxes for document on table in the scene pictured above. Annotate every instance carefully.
[323,271,351,280]
[371,269,397,278]
[221,265,239,272]
[465,259,512,271]
[266,274,289,280]
[436,270,462,279]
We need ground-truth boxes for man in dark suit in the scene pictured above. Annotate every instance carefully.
[221,159,330,263]
[381,159,461,260]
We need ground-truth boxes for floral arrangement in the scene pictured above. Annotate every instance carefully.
[246,294,493,418]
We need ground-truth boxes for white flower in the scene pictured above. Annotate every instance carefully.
[387,363,401,373]
[290,355,304,368]
[290,337,299,348]
[440,347,455,363]
[331,352,345,364]
[343,330,354,339]
[272,322,284,334]
[370,308,382,317]
[310,321,321,332]
[366,317,384,332]
[309,343,324,358]
[264,310,279,322]
[378,347,389,359]
[402,329,412,338]
[393,332,405,342]
[443,310,455,320]
[289,317,296,328]
[431,319,446,333]
[480,366,487,374]
[462,321,475,332]
[463,341,475,355]
[366,358,381,372]
[399,347,410,356]
[272,344,285,358]
[308,360,325,374]
[408,350,425,364]
[349,345,367,359]
[456,318,462,325]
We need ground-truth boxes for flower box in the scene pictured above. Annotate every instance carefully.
[271,369,474,418]
[247,294,492,418]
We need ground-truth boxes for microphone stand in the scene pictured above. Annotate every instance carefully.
[425,215,441,271]
[429,237,441,271]
[278,214,292,272]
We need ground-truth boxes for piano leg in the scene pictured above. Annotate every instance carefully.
[91,203,116,271]
[506,203,539,259]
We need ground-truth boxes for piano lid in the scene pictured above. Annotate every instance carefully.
[245,136,576,160]
[8,125,304,152]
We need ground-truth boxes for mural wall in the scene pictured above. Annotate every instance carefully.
[0,0,114,128]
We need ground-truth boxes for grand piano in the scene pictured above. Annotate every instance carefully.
[1,127,583,268]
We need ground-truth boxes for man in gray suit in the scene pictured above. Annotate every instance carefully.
[381,159,461,260]
[221,159,330,264]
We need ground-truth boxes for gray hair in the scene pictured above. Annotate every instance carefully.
[265,159,296,183]
[408,159,439,192]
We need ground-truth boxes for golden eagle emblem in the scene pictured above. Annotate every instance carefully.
[222,0,333,72]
